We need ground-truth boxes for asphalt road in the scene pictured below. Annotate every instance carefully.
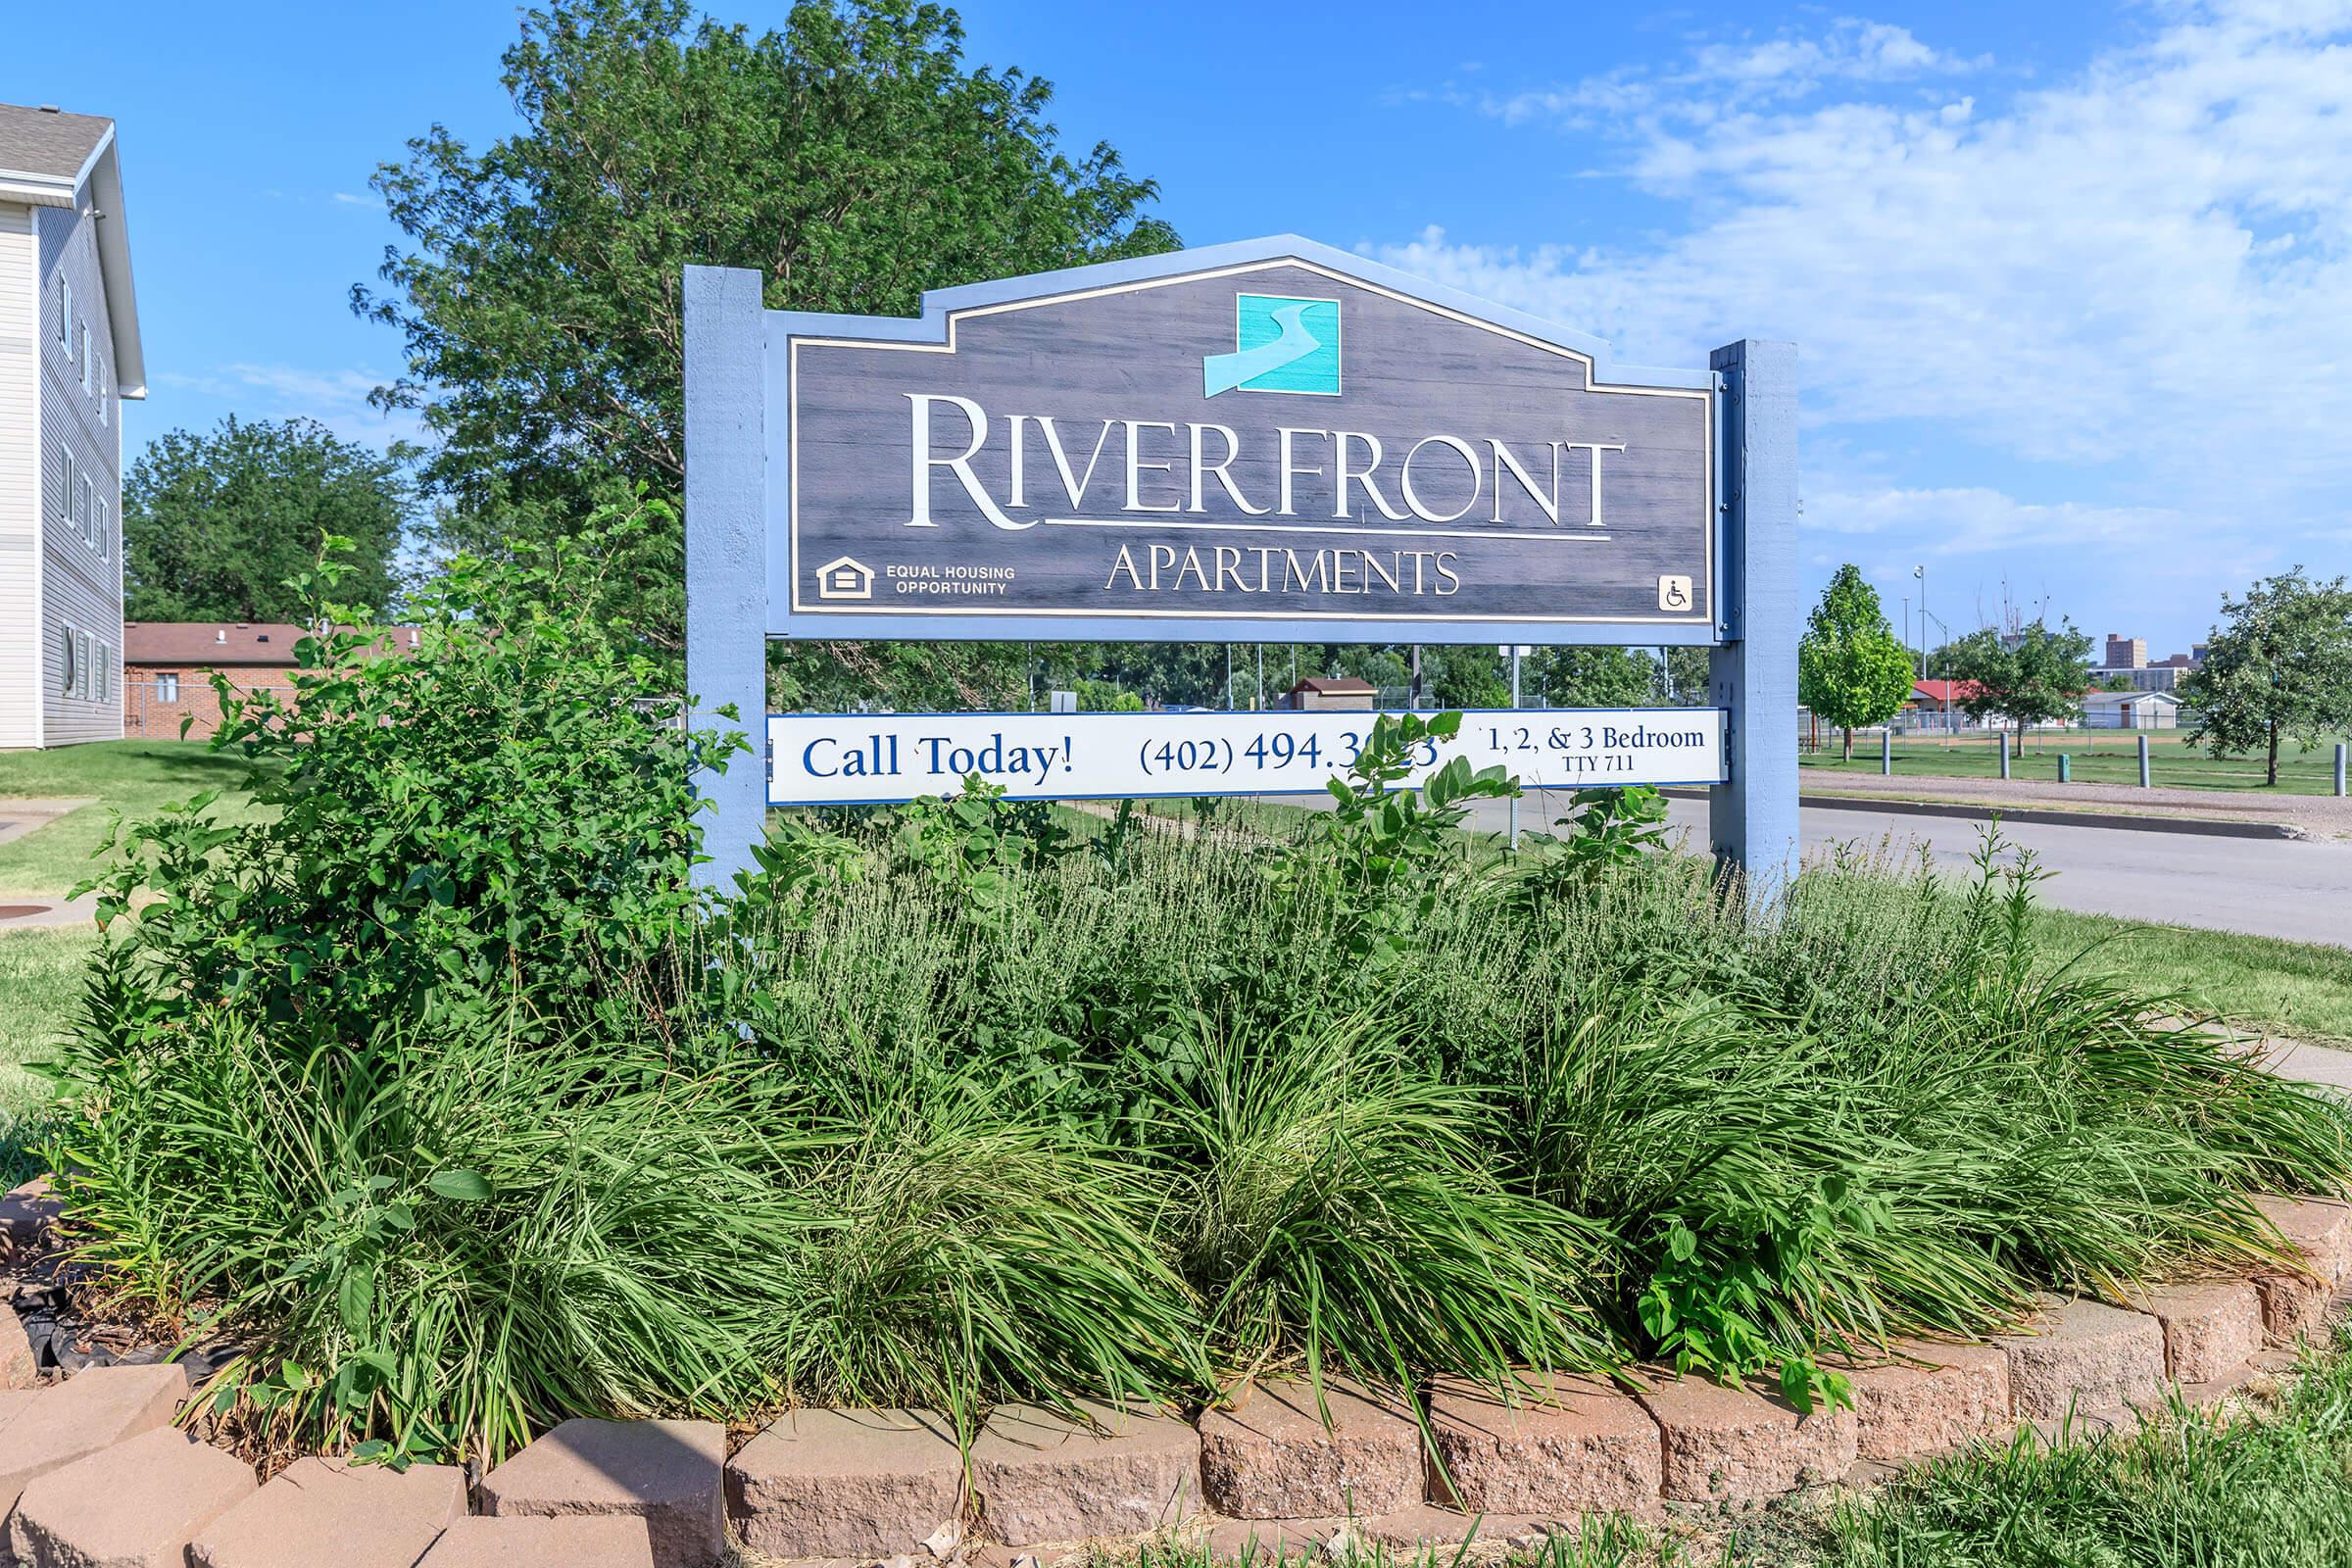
[1446,790,2352,950]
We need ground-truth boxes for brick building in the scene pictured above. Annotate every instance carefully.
[1278,676,1377,710]
[122,621,417,738]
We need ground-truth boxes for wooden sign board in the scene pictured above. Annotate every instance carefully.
[772,252,1718,641]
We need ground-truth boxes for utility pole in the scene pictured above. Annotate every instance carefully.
[1224,643,1233,710]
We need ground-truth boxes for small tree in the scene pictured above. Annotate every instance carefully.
[2181,568,2352,787]
[1797,565,1916,760]
[1941,620,2095,749]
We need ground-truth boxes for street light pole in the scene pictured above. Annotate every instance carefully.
[1912,564,1928,678]
[1506,644,1523,850]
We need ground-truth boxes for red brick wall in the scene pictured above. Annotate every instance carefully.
[122,665,299,740]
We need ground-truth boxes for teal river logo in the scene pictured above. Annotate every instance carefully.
[1202,294,1341,398]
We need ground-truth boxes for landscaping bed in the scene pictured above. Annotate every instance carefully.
[0,1172,2345,1565]
[19,523,2352,1562]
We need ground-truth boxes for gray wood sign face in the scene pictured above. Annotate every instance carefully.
[773,257,1715,637]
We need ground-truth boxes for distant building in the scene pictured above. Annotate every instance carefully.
[2089,634,2204,691]
[1279,676,1377,711]
[1909,678,1984,721]
[123,622,419,739]
[2082,689,2180,729]
[2090,664,2185,693]
[0,101,144,748]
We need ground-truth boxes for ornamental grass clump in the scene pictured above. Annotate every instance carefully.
[1141,1012,1614,1387]
[51,989,1209,1466]
[53,999,827,1465]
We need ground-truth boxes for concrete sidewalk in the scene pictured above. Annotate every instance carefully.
[0,894,98,932]
[1792,770,2352,841]
[2265,1039,2352,1095]
[0,799,95,850]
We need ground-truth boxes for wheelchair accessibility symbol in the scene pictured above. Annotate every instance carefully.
[1657,574,1693,612]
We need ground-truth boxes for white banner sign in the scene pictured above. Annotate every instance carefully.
[767,708,1725,806]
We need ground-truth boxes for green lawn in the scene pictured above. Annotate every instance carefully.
[2033,906,2352,1046]
[0,739,266,898]
[0,741,265,1137]
[1804,731,2350,794]
[0,926,87,1165]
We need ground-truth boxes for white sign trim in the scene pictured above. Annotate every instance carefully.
[766,708,1727,807]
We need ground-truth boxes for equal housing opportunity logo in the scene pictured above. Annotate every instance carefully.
[1202,294,1341,398]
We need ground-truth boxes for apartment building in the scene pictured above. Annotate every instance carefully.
[0,101,142,748]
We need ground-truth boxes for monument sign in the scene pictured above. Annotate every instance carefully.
[684,238,1793,888]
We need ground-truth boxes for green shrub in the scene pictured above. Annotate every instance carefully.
[77,498,732,1050]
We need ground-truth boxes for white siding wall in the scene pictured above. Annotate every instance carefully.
[34,199,122,745]
[0,202,36,748]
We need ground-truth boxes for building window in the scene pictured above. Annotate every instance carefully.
[57,277,69,345]
[77,631,92,700]
[96,497,109,559]
[56,446,73,521]
[76,473,93,547]
[97,359,108,423]
[156,672,179,704]
[59,627,75,696]
[78,323,90,392]
[95,645,110,705]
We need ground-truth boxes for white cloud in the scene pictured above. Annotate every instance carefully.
[152,363,420,451]
[1487,17,1985,123]
[1375,1,2352,583]
[1690,19,1979,90]
[330,191,384,211]
[1809,486,2177,553]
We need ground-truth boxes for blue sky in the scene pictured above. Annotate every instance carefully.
[15,0,2351,654]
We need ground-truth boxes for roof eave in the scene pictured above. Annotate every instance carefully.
[0,172,75,207]
[84,134,144,398]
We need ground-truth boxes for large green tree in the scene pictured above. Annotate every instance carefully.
[357,0,1178,692]
[1654,645,1710,707]
[2180,568,2352,787]
[123,416,406,622]
[1939,620,2095,747]
[1797,565,1916,760]
[1528,647,1654,709]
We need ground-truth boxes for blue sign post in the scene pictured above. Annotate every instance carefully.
[684,238,1795,897]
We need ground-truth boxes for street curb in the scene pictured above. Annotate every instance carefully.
[1660,788,2303,840]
